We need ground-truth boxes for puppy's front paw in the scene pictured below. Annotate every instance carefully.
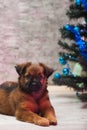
[35,117,50,126]
[50,118,57,125]
[47,116,57,125]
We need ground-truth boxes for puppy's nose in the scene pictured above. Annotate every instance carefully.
[33,78,38,82]
[32,78,38,85]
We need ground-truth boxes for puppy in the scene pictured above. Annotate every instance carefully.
[0,62,57,126]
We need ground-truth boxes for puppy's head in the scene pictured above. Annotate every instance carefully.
[15,62,54,94]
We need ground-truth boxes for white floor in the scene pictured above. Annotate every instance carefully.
[0,86,87,130]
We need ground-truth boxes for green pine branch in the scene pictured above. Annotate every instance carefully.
[60,24,87,39]
[58,40,79,53]
[53,76,87,91]
[66,4,87,19]
[58,40,80,62]
[59,27,74,39]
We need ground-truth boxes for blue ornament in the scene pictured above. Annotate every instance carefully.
[75,0,81,6]
[59,57,66,65]
[54,73,61,79]
[65,24,80,37]
[74,26,80,32]
[79,43,86,51]
[64,23,87,61]
[82,0,87,10]
[62,68,69,76]
[64,24,70,30]
[76,0,87,11]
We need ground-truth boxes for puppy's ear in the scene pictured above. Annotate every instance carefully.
[39,63,54,78]
[15,62,32,75]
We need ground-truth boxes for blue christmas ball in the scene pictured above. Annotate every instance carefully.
[74,26,80,32]
[59,57,66,65]
[62,68,69,76]
[75,0,81,6]
[54,73,61,79]
[64,24,70,30]
[79,45,86,51]
[79,41,86,51]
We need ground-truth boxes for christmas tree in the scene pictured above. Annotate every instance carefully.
[53,0,87,92]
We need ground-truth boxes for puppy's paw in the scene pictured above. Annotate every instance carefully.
[35,117,50,126]
[47,116,57,125]
[50,118,57,125]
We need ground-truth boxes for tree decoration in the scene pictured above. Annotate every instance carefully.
[64,24,87,61]
[54,73,61,79]
[58,57,67,65]
[66,0,87,19]
[62,68,69,76]
[54,56,74,79]
[53,0,87,92]
[75,0,87,10]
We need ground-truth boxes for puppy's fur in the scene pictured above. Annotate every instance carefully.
[0,62,57,126]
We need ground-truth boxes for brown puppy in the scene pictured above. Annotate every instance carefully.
[0,62,57,126]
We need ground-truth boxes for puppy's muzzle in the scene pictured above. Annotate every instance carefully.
[29,78,42,92]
